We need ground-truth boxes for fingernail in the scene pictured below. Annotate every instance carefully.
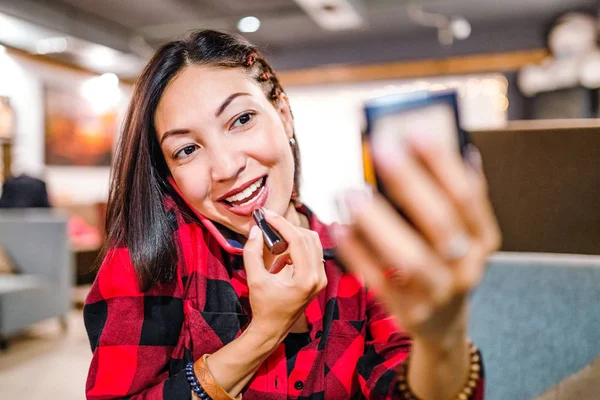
[334,191,350,224]
[384,267,410,286]
[249,225,260,239]
[465,144,483,172]
[329,223,348,244]
[262,208,277,216]
[343,187,372,217]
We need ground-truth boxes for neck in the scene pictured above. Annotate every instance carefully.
[261,202,307,269]
[283,201,308,229]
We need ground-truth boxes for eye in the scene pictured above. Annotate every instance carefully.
[175,144,199,159]
[231,112,254,128]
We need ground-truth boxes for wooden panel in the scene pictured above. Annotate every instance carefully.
[5,45,136,86]
[471,125,600,255]
[279,49,548,87]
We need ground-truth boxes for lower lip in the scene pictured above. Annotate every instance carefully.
[222,178,269,217]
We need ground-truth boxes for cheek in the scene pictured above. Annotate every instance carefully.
[249,122,291,165]
[171,165,211,206]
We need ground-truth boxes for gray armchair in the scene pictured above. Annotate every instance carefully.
[0,210,73,347]
[470,253,600,399]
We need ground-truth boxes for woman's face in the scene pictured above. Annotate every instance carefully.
[155,65,295,236]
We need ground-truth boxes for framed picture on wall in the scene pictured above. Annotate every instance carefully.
[44,84,118,166]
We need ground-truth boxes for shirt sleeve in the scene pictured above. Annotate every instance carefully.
[83,247,190,400]
[356,291,485,399]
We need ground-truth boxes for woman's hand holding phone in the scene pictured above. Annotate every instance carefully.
[333,129,501,346]
[243,210,327,341]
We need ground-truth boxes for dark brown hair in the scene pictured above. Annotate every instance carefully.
[104,30,301,291]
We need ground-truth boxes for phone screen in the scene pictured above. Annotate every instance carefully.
[370,102,460,153]
[362,90,469,193]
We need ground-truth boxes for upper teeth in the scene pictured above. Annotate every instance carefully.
[225,178,263,203]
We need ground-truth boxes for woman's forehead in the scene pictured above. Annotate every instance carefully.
[164,65,260,103]
[156,65,264,127]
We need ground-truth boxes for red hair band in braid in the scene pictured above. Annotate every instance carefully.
[245,52,257,67]
[259,72,271,82]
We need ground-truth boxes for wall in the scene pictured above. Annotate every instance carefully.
[471,124,600,255]
[0,50,506,224]
[0,49,130,204]
[287,74,508,222]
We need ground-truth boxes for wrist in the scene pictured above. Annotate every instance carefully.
[413,331,469,360]
[412,296,469,352]
[245,319,287,352]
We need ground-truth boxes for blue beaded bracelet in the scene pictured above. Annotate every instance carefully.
[186,362,212,399]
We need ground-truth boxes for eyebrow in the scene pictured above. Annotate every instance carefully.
[159,92,252,146]
[160,128,190,146]
[215,92,251,117]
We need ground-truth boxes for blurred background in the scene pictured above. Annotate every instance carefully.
[0,1,598,399]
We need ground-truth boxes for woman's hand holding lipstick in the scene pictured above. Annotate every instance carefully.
[243,208,327,341]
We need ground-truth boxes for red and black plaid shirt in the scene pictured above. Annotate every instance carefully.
[84,199,485,399]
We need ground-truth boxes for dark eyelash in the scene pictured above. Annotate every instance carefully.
[233,112,256,127]
[174,144,197,159]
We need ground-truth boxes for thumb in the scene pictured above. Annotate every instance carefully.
[243,225,267,283]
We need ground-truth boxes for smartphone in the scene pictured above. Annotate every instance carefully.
[362,90,470,195]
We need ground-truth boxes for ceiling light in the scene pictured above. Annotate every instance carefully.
[237,16,261,33]
[35,37,68,54]
[81,73,121,114]
[451,18,471,40]
[294,0,366,31]
[81,44,119,70]
[407,6,471,45]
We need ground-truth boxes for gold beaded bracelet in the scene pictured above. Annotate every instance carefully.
[396,341,482,400]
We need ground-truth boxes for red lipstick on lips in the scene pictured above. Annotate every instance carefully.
[220,176,268,217]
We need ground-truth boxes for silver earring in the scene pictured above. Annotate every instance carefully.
[289,137,296,146]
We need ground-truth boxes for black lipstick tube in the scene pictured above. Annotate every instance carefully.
[252,208,288,255]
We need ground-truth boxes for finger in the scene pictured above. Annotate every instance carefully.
[464,144,484,175]
[462,145,501,252]
[332,223,440,326]
[408,140,499,291]
[243,225,267,284]
[262,209,318,279]
[291,229,325,286]
[452,243,488,294]
[465,167,502,253]
[409,132,481,237]
[448,143,501,252]
[330,224,386,293]
[345,190,453,303]
[268,253,292,274]
[370,138,469,259]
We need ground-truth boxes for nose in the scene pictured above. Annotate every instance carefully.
[209,145,246,183]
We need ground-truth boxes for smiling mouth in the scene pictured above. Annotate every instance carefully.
[221,176,267,207]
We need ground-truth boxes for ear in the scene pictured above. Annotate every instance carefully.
[276,93,294,139]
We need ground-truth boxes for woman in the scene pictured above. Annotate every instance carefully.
[84,30,500,400]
